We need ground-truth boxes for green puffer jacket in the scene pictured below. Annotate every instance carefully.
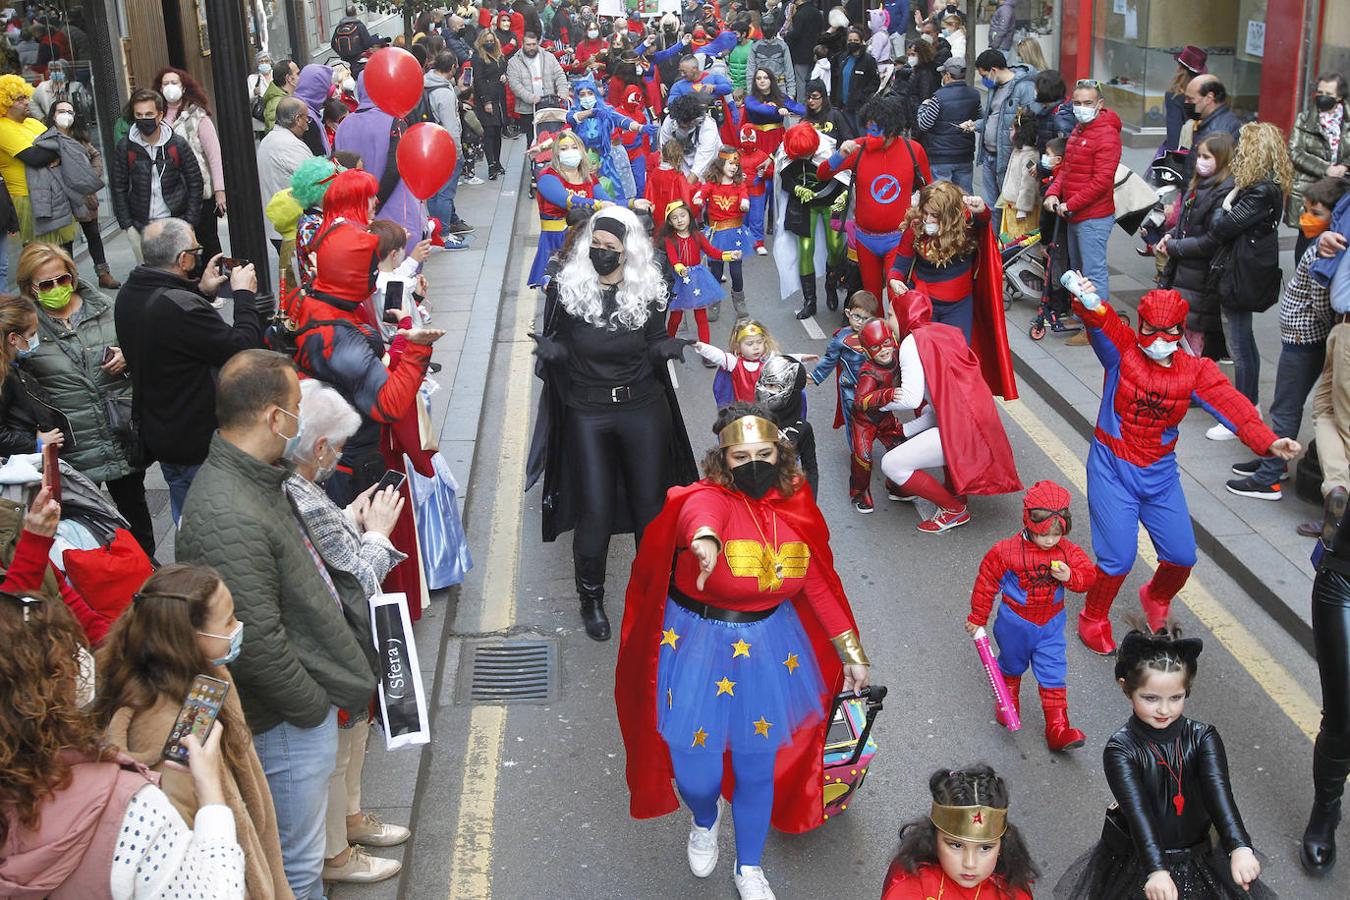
[176,434,376,735]
[1286,106,1350,226]
[22,282,134,484]
[729,40,755,93]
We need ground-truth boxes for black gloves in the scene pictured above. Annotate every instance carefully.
[529,332,569,364]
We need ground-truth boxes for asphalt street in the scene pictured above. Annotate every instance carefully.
[405,204,1350,900]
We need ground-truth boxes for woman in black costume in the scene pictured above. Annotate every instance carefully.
[1056,628,1272,900]
[526,206,697,641]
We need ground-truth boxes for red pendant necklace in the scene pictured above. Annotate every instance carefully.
[1149,738,1185,816]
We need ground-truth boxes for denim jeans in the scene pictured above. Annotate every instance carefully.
[979,153,1001,210]
[254,708,338,899]
[1067,214,1115,299]
[426,157,462,233]
[1254,341,1326,485]
[160,462,202,523]
[930,162,974,193]
[1220,306,1260,404]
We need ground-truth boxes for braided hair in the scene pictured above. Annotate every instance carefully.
[1115,623,1203,697]
[890,764,1041,894]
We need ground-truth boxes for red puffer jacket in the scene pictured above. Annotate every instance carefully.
[1046,107,1123,222]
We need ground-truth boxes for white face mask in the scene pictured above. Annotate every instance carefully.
[162,83,183,103]
[1072,104,1099,124]
[1194,157,1216,177]
[342,77,357,93]
[922,221,940,236]
[54,111,74,129]
[558,147,583,169]
[588,28,599,38]
[1142,337,1179,360]
[907,55,918,67]
[1041,153,1056,169]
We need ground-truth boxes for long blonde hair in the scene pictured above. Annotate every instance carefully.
[474,28,503,63]
[551,131,596,182]
[905,180,976,268]
[1230,121,1293,194]
[1016,38,1047,72]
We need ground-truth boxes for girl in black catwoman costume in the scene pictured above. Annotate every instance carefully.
[1056,628,1272,900]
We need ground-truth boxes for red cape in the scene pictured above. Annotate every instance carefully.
[971,219,1018,400]
[894,291,1023,497]
[615,480,858,833]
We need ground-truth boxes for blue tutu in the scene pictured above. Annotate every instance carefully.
[528,226,566,288]
[669,263,724,311]
[707,225,748,255]
[656,597,826,755]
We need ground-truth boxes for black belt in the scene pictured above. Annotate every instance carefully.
[669,584,778,623]
[574,381,656,405]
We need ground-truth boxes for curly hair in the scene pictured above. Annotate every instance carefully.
[0,593,111,847]
[1230,121,1293,195]
[905,180,977,268]
[859,93,904,138]
[555,206,667,329]
[291,155,341,210]
[699,401,804,497]
[152,66,212,115]
[702,148,743,184]
[890,765,1041,894]
[0,72,32,111]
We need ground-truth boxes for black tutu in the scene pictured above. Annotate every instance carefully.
[1054,813,1277,900]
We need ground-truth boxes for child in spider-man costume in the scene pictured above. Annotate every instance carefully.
[1069,279,1301,654]
[967,480,1097,752]
[849,318,906,514]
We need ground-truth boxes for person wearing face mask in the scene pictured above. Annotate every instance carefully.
[567,76,655,205]
[41,99,118,290]
[109,89,203,262]
[1287,72,1350,260]
[29,59,86,123]
[570,17,609,75]
[0,74,77,252]
[829,26,878,134]
[528,131,614,286]
[155,67,227,270]
[94,564,292,900]
[177,349,379,900]
[248,52,274,139]
[614,402,868,900]
[471,28,511,179]
[258,98,318,255]
[527,207,696,641]
[282,380,410,886]
[331,5,386,73]
[1182,75,1243,180]
[1060,277,1299,655]
[971,49,1036,211]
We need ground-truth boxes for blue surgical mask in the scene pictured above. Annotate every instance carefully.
[201,621,244,666]
[15,333,38,358]
[50,70,64,83]
[981,75,996,90]
[866,124,882,137]
[580,93,597,109]
[274,408,304,461]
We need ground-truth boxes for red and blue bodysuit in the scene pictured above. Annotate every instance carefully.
[889,206,992,344]
[1076,290,1279,653]
[737,126,774,250]
[528,163,612,287]
[818,134,932,301]
[743,93,805,159]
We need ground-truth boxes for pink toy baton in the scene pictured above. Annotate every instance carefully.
[973,627,1021,731]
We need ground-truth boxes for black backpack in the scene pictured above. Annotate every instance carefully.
[331,20,363,59]
[409,84,453,125]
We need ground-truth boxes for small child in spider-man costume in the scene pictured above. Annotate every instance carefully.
[966,480,1097,752]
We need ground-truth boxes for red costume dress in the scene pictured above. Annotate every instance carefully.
[645,155,695,231]
[850,319,906,508]
[882,863,1033,900]
[665,229,728,343]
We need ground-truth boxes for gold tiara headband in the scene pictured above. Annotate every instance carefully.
[929,803,1008,843]
[730,321,766,344]
[718,415,782,448]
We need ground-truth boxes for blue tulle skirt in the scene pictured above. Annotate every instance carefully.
[707,225,748,255]
[528,226,566,287]
[668,263,724,310]
[656,597,826,755]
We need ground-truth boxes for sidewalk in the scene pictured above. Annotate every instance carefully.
[1002,145,1321,650]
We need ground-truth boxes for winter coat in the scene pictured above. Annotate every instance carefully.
[975,64,1038,183]
[1161,173,1234,331]
[748,37,795,99]
[24,128,74,235]
[1205,178,1285,310]
[109,123,202,231]
[898,62,940,132]
[0,364,65,457]
[505,49,569,113]
[1034,99,1075,153]
[783,1,823,65]
[42,128,103,225]
[831,49,880,114]
[176,434,377,735]
[915,80,980,163]
[988,0,1017,51]
[21,285,136,483]
[1045,107,1123,221]
[422,71,464,146]
[473,52,510,125]
[1286,104,1350,226]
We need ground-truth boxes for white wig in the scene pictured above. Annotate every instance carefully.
[296,378,362,460]
[555,206,667,331]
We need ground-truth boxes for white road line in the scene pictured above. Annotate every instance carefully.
[801,315,826,340]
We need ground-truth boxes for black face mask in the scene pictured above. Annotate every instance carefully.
[731,459,777,499]
[848,43,863,55]
[133,117,158,135]
[1183,100,1201,121]
[589,246,622,275]
[1316,95,1340,112]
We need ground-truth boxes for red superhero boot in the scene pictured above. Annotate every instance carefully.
[850,318,906,513]
[1079,568,1126,654]
[1139,560,1193,631]
[1039,686,1086,752]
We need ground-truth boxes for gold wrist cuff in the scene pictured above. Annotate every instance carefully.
[691,526,721,551]
[831,630,870,666]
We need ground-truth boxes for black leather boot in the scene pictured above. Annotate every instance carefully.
[795,276,817,320]
[574,556,610,641]
[824,267,840,311]
[1302,734,1350,876]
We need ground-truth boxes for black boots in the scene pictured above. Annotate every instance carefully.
[795,277,817,320]
[575,556,610,641]
[1302,735,1350,876]
[824,267,840,312]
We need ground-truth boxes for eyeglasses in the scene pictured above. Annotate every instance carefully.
[180,246,204,258]
[33,272,73,292]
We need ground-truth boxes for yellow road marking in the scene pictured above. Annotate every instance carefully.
[447,213,539,899]
[999,398,1322,740]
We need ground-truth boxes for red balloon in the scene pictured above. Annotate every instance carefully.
[363,47,424,119]
[397,123,458,200]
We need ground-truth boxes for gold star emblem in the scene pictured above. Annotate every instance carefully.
[691,727,708,748]
[660,627,680,650]
[715,676,736,697]
[732,638,752,658]
[753,716,772,737]
[783,652,799,674]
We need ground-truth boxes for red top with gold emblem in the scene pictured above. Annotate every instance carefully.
[881,862,1033,900]
[699,180,750,225]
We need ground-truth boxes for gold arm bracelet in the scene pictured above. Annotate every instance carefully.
[831,629,870,666]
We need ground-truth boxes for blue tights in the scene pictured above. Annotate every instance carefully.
[669,747,777,870]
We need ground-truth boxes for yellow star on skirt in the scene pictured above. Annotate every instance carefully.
[753,716,772,737]
[783,652,799,674]
[731,638,752,658]
[715,676,736,696]
[692,727,709,747]
[660,627,680,649]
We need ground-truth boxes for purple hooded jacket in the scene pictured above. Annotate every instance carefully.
[295,63,335,153]
[333,73,425,253]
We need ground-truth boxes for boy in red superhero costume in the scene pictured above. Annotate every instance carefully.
[850,318,906,514]
[966,481,1097,751]
[1067,278,1301,653]
[737,124,773,255]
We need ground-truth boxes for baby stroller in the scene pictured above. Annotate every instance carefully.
[527,95,570,199]
[1027,217,1080,340]
[1001,231,1045,309]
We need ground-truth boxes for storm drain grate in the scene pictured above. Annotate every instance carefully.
[457,639,559,704]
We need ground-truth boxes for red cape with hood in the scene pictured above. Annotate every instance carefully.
[892,290,1023,496]
[971,219,1018,400]
[615,480,857,833]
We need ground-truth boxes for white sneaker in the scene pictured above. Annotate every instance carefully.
[460,174,485,186]
[733,863,776,900]
[686,803,721,877]
[1205,422,1237,441]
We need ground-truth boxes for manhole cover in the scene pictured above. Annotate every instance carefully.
[456,639,558,704]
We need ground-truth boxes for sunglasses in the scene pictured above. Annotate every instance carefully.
[33,272,73,292]
[1075,78,1102,89]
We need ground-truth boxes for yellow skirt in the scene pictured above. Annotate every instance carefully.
[13,195,79,246]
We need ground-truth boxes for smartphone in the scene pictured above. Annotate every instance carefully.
[42,441,60,503]
[375,469,406,494]
[161,674,230,764]
[383,279,405,313]
[101,345,115,365]
[217,257,245,273]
